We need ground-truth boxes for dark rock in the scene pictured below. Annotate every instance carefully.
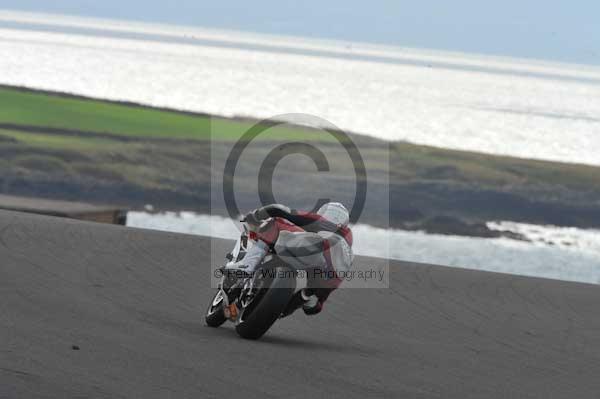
[0,135,18,144]
[420,215,496,237]
[407,215,529,241]
[390,207,424,222]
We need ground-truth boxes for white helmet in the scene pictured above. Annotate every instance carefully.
[317,202,350,227]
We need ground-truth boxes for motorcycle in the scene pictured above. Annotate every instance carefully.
[205,221,298,339]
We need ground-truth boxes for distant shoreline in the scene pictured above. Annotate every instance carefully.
[1,84,600,240]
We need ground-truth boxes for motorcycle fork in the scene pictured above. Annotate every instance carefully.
[219,280,241,321]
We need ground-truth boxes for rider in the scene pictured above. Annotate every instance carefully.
[226,202,354,316]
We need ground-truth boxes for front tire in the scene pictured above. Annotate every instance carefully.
[205,290,227,327]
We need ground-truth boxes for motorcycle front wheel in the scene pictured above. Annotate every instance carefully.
[205,289,227,327]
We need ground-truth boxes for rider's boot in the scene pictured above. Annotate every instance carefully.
[280,289,320,318]
[301,289,322,315]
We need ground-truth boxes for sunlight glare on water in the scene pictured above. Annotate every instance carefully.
[0,11,599,165]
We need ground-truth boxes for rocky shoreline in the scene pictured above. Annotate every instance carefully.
[401,215,529,241]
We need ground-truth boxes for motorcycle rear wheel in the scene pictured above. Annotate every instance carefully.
[235,266,296,339]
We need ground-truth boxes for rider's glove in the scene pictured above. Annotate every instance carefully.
[243,210,262,226]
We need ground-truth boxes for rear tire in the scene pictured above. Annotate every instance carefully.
[235,266,296,340]
[205,290,227,327]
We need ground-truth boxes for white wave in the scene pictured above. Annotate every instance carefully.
[127,212,600,285]
[0,11,599,165]
[488,221,600,255]
[127,211,240,238]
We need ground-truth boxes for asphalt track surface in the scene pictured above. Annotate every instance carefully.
[1,210,600,398]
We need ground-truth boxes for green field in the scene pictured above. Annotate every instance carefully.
[0,86,330,143]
